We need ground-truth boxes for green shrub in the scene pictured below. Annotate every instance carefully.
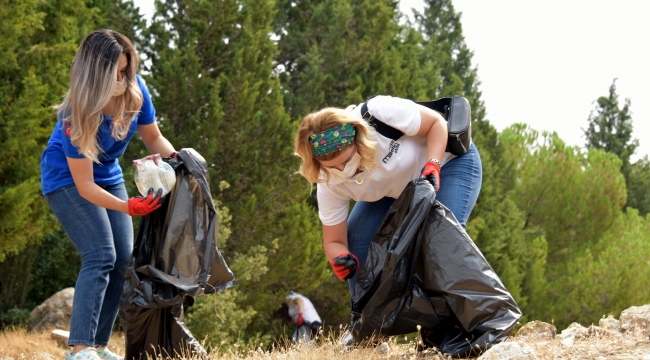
[0,307,32,329]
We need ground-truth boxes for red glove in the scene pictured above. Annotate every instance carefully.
[330,252,360,281]
[163,151,178,163]
[128,188,163,216]
[296,313,304,327]
[422,161,441,191]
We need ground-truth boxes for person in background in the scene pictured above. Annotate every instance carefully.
[40,29,176,360]
[286,291,322,343]
[293,96,482,342]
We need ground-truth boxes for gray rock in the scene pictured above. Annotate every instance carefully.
[478,341,537,360]
[29,288,74,333]
[599,315,620,332]
[558,323,589,347]
[619,304,650,336]
[51,329,70,348]
[516,320,557,341]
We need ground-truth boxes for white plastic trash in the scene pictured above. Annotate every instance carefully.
[133,154,176,197]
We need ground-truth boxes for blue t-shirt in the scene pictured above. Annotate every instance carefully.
[40,75,156,195]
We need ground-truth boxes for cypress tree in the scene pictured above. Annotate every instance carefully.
[416,0,484,119]
[144,0,329,343]
[87,0,145,44]
[0,0,97,312]
[274,0,407,118]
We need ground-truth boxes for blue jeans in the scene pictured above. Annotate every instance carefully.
[45,183,133,347]
[347,142,482,293]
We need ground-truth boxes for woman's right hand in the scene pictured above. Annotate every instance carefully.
[330,252,360,281]
[128,188,163,216]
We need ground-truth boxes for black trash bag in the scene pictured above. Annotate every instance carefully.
[350,179,521,358]
[120,148,236,360]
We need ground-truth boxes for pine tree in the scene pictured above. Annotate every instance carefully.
[584,79,638,169]
[144,0,329,343]
[626,157,650,216]
[500,125,630,326]
[583,79,650,216]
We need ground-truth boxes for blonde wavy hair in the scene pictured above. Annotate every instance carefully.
[55,29,143,163]
[295,107,378,184]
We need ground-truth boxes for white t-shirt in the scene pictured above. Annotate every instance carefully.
[286,292,321,324]
[316,95,455,226]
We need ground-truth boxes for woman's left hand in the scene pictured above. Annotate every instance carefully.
[421,161,441,191]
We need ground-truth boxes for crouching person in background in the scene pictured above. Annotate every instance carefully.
[286,291,322,344]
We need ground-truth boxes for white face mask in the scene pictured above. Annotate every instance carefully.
[328,152,362,178]
[113,78,127,97]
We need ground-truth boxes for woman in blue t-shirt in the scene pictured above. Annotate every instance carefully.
[40,30,176,360]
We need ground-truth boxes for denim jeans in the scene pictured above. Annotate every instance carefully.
[45,183,133,347]
[347,142,482,293]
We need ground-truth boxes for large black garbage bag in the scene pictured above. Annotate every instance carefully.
[120,148,236,360]
[350,179,521,358]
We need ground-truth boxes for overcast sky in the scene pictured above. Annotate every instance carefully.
[133,0,650,161]
[400,0,650,161]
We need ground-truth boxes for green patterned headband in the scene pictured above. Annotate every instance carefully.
[309,123,356,157]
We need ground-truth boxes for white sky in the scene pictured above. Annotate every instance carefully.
[401,0,650,161]
[133,0,650,161]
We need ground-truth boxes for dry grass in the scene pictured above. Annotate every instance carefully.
[0,327,124,360]
[1,327,649,360]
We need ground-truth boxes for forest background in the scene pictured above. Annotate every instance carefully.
[1,0,650,352]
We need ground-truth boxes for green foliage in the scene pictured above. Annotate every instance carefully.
[0,0,67,261]
[584,79,637,169]
[186,188,271,351]
[90,0,145,42]
[0,307,32,329]
[0,0,110,259]
[498,124,649,329]
[507,127,626,266]
[0,209,79,316]
[274,0,407,117]
[144,0,329,343]
[542,209,650,327]
[0,246,38,314]
[626,156,650,216]
[27,230,81,307]
[187,288,267,352]
[416,0,485,120]
[583,79,649,215]
[466,122,542,313]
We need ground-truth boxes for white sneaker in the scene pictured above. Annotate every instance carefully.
[65,347,101,360]
[96,346,123,360]
[339,329,356,349]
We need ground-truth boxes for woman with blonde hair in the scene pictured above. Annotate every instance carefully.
[295,96,482,292]
[40,29,176,360]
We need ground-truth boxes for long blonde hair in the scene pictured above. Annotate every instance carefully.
[295,107,378,184]
[55,29,143,163]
